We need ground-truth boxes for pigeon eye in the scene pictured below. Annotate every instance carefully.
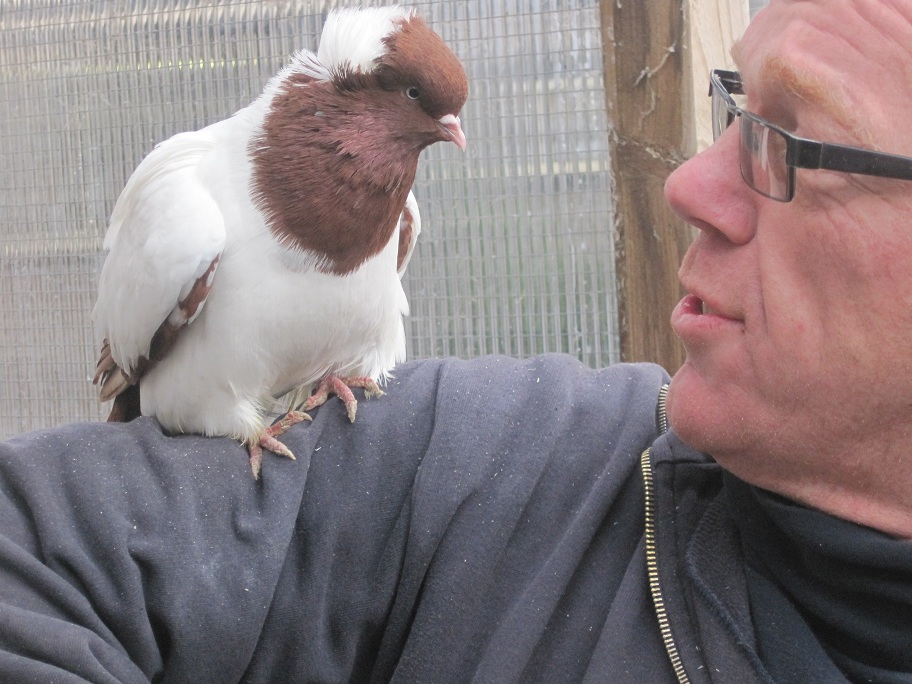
[406,86,421,100]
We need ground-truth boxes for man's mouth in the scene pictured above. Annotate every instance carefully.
[673,293,743,327]
[684,294,731,319]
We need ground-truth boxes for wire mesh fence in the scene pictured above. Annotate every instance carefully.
[0,0,619,438]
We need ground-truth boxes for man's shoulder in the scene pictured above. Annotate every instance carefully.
[390,354,671,435]
[368,355,672,550]
[394,353,669,389]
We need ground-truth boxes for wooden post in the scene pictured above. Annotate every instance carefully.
[601,0,748,371]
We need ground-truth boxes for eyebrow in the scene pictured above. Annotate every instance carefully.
[728,40,875,147]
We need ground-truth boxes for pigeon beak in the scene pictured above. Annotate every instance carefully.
[438,114,467,151]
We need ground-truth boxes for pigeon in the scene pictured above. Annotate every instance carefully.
[91,6,468,478]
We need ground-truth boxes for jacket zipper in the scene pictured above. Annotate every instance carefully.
[656,383,669,435]
[641,384,692,684]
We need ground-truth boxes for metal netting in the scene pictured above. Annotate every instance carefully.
[0,0,619,438]
[749,0,768,17]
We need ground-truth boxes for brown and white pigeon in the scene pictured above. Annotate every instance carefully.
[91,6,468,477]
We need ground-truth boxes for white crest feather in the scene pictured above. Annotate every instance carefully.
[317,6,414,74]
[284,48,331,82]
[257,6,412,105]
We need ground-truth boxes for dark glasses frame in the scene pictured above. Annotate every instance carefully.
[710,69,912,201]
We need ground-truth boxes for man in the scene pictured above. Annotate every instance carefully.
[0,0,910,681]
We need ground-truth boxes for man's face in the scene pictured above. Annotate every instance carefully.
[664,0,912,480]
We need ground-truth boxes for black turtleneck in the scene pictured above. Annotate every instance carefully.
[724,473,912,684]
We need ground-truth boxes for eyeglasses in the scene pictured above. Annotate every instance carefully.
[710,69,912,202]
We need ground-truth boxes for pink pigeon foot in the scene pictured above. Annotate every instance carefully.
[247,410,312,479]
[300,374,385,423]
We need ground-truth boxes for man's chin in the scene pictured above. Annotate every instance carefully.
[665,362,742,458]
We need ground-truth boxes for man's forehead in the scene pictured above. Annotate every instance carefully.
[730,0,912,147]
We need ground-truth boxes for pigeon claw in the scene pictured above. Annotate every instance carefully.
[246,373,382,478]
[247,410,312,479]
[300,375,384,423]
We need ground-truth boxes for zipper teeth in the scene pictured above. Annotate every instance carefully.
[657,383,669,435]
[641,446,691,684]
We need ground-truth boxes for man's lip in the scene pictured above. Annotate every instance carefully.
[679,293,740,319]
[678,293,704,316]
[671,293,744,339]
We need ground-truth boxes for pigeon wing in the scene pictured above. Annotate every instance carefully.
[92,130,226,399]
[396,190,422,278]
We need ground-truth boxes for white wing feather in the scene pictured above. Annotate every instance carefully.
[397,190,421,278]
[93,130,226,375]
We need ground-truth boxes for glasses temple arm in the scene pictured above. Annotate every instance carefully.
[794,140,912,181]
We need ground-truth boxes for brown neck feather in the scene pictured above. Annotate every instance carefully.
[250,73,427,276]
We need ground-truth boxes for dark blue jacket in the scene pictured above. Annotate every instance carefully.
[0,356,848,682]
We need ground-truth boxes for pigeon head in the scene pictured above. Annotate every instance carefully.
[370,13,468,150]
[250,7,468,275]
